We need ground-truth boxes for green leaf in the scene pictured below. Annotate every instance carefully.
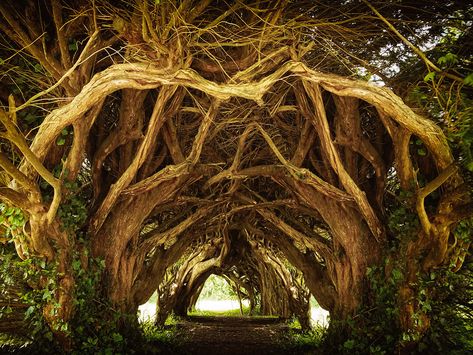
[33,63,43,73]
[437,52,458,65]
[417,148,427,156]
[25,305,35,318]
[72,259,82,271]
[466,161,473,172]
[68,41,78,52]
[424,72,436,82]
[57,137,66,146]
[464,73,473,87]
[112,332,123,343]
[24,113,38,124]
[42,289,52,301]
[343,339,355,349]
[392,269,403,281]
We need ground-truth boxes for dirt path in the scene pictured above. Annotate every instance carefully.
[171,316,302,355]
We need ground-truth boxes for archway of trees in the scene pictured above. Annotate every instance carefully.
[0,1,471,353]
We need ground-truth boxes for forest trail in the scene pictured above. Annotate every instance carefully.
[169,316,307,355]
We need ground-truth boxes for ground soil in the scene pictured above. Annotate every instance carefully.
[165,315,315,355]
[0,316,318,354]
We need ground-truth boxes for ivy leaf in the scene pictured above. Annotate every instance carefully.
[42,289,52,301]
[25,306,35,318]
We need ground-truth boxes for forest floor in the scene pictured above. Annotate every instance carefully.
[155,315,318,355]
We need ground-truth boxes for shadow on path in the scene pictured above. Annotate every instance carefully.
[169,315,312,355]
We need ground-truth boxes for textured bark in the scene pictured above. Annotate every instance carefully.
[0,2,470,350]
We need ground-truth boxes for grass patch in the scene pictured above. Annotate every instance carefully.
[188,305,251,317]
[284,318,326,353]
[187,305,280,318]
[140,316,182,354]
[142,321,177,344]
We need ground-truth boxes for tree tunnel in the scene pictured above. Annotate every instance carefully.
[153,226,315,329]
[0,1,471,351]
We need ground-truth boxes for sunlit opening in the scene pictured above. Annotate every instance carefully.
[138,291,157,322]
[192,274,250,315]
[309,295,330,327]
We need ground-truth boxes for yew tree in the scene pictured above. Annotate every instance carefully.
[0,0,471,351]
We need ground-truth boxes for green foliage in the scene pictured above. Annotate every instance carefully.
[417,260,473,354]
[286,315,325,352]
[0,242,62,351]
[197,274,238,301]
[323,263,401,354]
[0,333,29,348]
[287,326,324,352]
[18,108,43,126]
[56,127,72,146]
[0,241,141,353]
[387,190,419,242]
[323,243,473,354]
[448,108,473,172]
[0,193,139,353]
[57,180,88,233]
[423,71,436,82]
[464,73,473,87]
[453,217,473,242]
[139,316,181,354]
[437,52,458,66]
[68,39,78,52]
[141,319,177,345]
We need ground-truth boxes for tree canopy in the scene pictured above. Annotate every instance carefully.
[0,0,472,353]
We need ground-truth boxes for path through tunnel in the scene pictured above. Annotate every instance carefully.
[140,231,331,330]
